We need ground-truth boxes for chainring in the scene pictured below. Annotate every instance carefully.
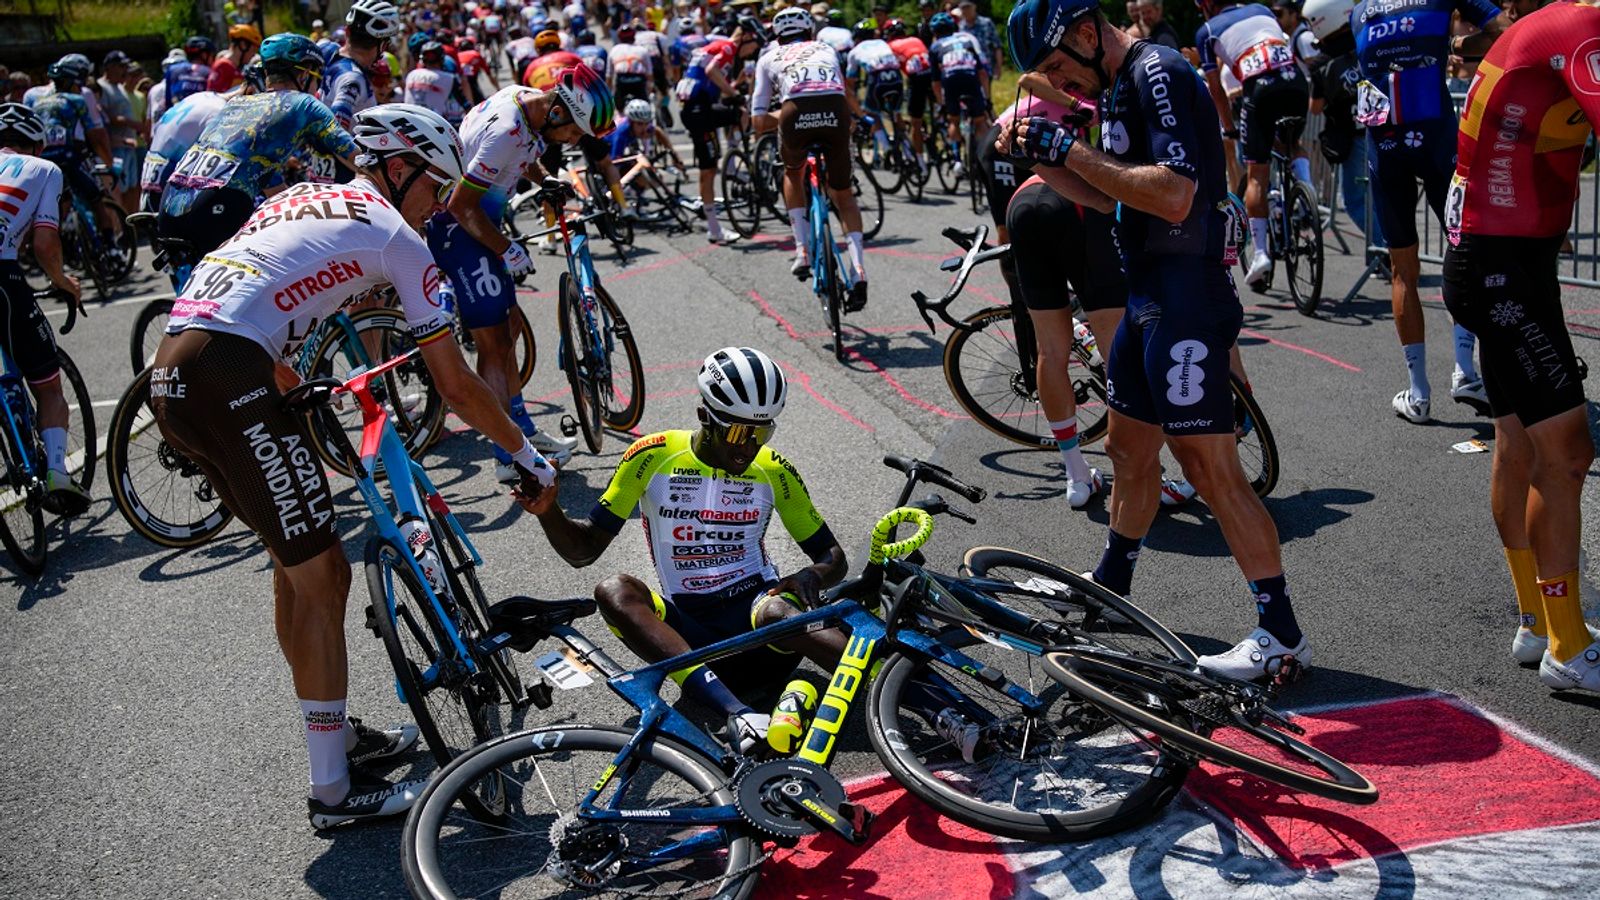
[733,759,846,843]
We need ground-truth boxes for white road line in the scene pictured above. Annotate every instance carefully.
[43,290,168,318]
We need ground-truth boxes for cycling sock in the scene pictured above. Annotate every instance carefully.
[301,699,351,804]
[1540,571,1591,662]
[1091,529,1142,597]
[1250,574,1303,647]
[1249,217,1269,262]
[609,182,626,209]
[41,427,67,473]
[510,404,539,436]
[675,664,751,717]
[1291,156,1312,185]
[846,231,866,280]
[1048,418,1091,484]
[704,202,724,241]
[1452,323,1479,381]
[1505,547,1544,636]
[1402,342,1430,400]
[787,208,809,254]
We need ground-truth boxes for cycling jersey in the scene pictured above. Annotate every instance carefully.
[459,85,547,200]
[26,86,103,152]
[143,90,229,196]
[607,123,660,160]
[322,54,376,128]
[1352,0,1501,125]
[670,33,710,70]
[1451,0,1600,240]
[165,61,213,107]
[817,26,855,58]
[846,38,904,91]
[523,50,585,91]
[160,91,356,217]
[609,42,654,79]
[675,38,736,105]
[483,12,503,33]
[575,44,609,77]
[1195,4,1296,84]
[929,32,989,80]
[750,40,847,117]
[0,150,62,262]
[889,36,933,76]
[404,67,467,122]
[166,178,451,361]
[507,36,539,75]
[589,430,835,602]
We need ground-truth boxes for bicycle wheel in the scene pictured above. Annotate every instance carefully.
[403,724,761,900]
[1043,647,1378,804]
[852,169,886,241]
[943,305,1110,449]
[0,414,46,577]
[594,284,646,431]
[302,308,446,478]
[898,136,925,203]
[129,298,174,375]
[558,273,604,453]
[365,536,507,823]
[1284,180,1325,317]
[754,134,787,222]
[1231,375,1280,498]
[930,130,958,194]
[509,303,537,390]
[819,224,847,363]
[103,205,136,283]
[968,165,988,216]
[55,349,96,493]
[865,133,906,195]
[106,367,232,548]
[426,503,523,708]
[869,630,1190,841]
[72,221,110,302]
[720,151,764,240]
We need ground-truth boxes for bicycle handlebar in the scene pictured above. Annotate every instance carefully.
[883,454,986,504]
[907,224,1011,335]
[36,288,80,335]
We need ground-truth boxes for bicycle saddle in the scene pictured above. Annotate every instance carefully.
[489,596,598,650]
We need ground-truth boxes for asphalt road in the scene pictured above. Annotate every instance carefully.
[3,141,1599,898]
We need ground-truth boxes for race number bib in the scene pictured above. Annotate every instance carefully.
[1444,172,1466,246]
[674,76,697,101]
[1355,80,1392,128]
[1237,40,1294,80]
[140,153,168,192]
[305,152,339,185]
[171,145,241,190]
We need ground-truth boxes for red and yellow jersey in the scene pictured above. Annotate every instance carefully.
[521,50,584,91]
[1454,1,1600,238]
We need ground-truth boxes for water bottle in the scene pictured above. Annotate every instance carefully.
[397,514,450,601]
[1268,188,1284,230]
[766,678,820,755]
[1073,320,1102,367]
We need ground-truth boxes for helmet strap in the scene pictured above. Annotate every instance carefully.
[1056,17,1109,92]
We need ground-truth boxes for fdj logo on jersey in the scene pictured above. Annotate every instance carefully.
[798,634,876,764]
[1365,16,1416,41]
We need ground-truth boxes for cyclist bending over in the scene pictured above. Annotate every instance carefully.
[753,7,871,312]
[846,19,906,151]
[0,104,89,515]
[152,104,556,827]
[611,99,686,193]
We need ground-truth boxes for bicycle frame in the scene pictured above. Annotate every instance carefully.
[0,349,40,487]
[806,149,856,298]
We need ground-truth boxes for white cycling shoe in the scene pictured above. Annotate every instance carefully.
[1539,641,1600,693]
[529,428,578,464]
[1065,468,1103,510]
[1244,253,1272,290]
[1391,388,1431,424]
[1450,371,1492,417]
[1196,627,1312,682]
[790,252,810,278]
[1159,477,1197,507]
[1513,623,1600,665]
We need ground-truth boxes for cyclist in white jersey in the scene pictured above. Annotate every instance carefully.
[0,104,89,516]
[404,42,470,124]
[151,104,555,829]
[140,81,243,214]
[752,7,872,310]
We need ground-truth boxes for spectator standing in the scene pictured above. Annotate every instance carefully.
[916,0,938,46]
[956,0,1001,73]
[7,73,31,104]
[1132,0,1182,49]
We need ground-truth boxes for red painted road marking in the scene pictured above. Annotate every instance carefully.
[1239,327,1364,372]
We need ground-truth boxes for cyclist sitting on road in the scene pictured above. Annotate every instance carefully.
[1441,0,1600,694]
[0,104,89,516]
[1194,0,1311,292]
[428,70,615,482]
[165,37,216,107]
[515,347,849,750]
[928,11,992,178]
[1008,0,1310,680]
[674,15,766,243]
[753,7,872,312]
[884,17,934,170]
[1353,0,1507,424]
[610,99,687,195]
[152,104,556,828]
[846,19,907,152]
[26,57,125,265]
[157,34,360,270]
[404,41,470,124]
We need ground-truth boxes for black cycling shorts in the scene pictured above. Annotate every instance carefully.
[977,122,1024,228]
[863,70,905,114]
[151,329,338,567]
[681,102,742,170]
[578,134,610,166]
[1105,259,1243,435]
[0,261,60,385]
[157,187,255,262]
[1237,69,1308,165]
[641,583,804,686]
[1443,233,1586,426]
[1007,180,1128,313]
[907,72,933,119]
[778,94,852,191]
[940,72,987,118]
[1368,119,1455,250]
[614,73,650,107]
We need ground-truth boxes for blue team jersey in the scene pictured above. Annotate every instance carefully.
[165,62,212,106]
[929,32,988,81]
[607,124,654,160]
[576,44,609,76]
[160,91,357,215]
[1352,0,1500,123]
[1195,4,1296,82]
[29,90,97,153]
[1099,41,1228,260]
[322,54,375,127]
[670,34,709,68]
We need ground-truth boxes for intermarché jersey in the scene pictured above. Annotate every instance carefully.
[1451,1,1600,240]
[165,178,452,362]
[1100,40,1229,261]
[1194,4,1295,84]
[590,431,836,602]
[0,150,63,261]
[1352,0,1501,125]
[750,40,847,116]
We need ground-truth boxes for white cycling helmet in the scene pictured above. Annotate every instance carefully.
[771,7,815,41]
[623,98,654,123]
[347,0,403,39]
[1302,0,1355,40]
[698,347,787,424]
[352,103,465,183]
[0,102,47,145]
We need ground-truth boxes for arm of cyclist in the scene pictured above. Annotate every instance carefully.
[1453,8,1510,59]
[653,125,686,167]
[764,453,846,607]
[448,180,514,254]
[27,168,81,305]
[1204,69,1237,137]
[514,486,618,568]
[1033,165,1116,214]
[1063,140,1195,223]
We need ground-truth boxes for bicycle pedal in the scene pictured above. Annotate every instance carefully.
[527,680,554,710]
[559,415,579,438]
[363,604,379,634]
[1266,654,1305,688]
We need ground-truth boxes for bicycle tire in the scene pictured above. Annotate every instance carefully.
[942,305,1111,449]
[508,303,537,390]
[586,169,634,254]
[868,631,1190,840]
[129,298,175,375]
[402,724,760,900]
[302,308,447,478]
[365,536,507,823]
[824,242,847,363]
[968,164,987,216]
[1231,375,1280,499]
[594,283,646,431]
[1285,180,1325,317]
[106,367,232,548]
[721,151,764,240]
[852,168,886,241]
[55,349,96,493]
[862,132,905,195]
[754,133,787,222]
[931,131,958,194]
[558,273,604,453]
[73,222,110,302]
[0,407,46,577]
[1043,648,1379,804]
[898,136,925,203]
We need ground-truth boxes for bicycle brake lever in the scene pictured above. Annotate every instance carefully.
[945,506,976,525]
[909,291,938,333]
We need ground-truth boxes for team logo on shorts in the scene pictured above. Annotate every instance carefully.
[1166,339,1208,407]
